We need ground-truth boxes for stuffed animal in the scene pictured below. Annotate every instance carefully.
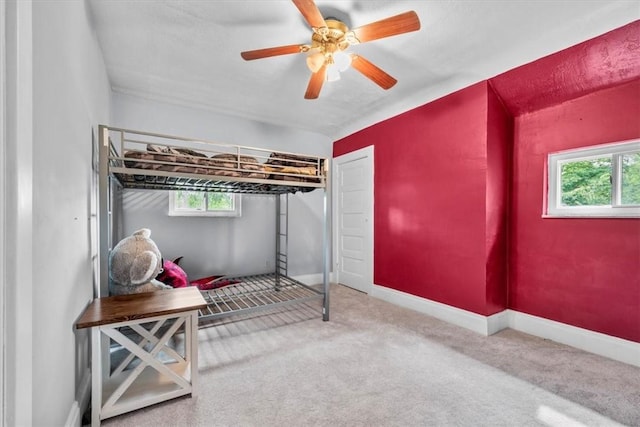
[109,228,172,295]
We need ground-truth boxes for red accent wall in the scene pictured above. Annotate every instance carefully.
[485,85,512,313]
[334,82,511,316]
[334,21,640,342]
[490,20,640,115]
[509,79,640,342]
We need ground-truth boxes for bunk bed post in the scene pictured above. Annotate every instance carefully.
[275,193,281,290]
[322,159,331,321]
[282,194,289,277]
[97,125,110,298]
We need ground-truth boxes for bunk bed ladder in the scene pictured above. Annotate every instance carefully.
[275,193,289,290]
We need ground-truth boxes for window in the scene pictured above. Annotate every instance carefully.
[169,190,241,217]
[547,139,640,218]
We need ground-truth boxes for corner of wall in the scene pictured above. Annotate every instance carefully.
[63,402,81,427]
[64,367,90,427]
[486,310,510,335]
[485,82,513,315]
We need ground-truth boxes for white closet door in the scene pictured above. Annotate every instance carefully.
[333,146,373,294]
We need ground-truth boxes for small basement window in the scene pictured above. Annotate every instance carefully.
[546,139,640,218]
[169,190,241,217]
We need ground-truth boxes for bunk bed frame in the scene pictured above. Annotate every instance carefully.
[97,125,331,323]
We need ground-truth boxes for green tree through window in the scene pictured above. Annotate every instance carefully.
[547,140,639,217]
[207,193,234,210]
[170,191,240,216]
[621,152,640,205]
[560,158,611,206]
[175,190,206,210]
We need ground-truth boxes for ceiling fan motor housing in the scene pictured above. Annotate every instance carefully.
[311,19,350,54]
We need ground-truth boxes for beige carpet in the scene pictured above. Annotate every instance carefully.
[100,284,640,427]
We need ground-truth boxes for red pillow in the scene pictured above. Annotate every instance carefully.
[156,259,189,288]
[190,275,239,290]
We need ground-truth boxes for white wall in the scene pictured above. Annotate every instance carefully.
[123,191,278,279]
[0,2,5,419]
[29,1,110,425]
[111,93,332,280]
[3,1,33,425]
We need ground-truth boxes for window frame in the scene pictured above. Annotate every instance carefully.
[168,191,242,217]
[546,139,640,218]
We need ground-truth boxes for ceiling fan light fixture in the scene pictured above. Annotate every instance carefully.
[333,51,351,72]
[306,51,325,73]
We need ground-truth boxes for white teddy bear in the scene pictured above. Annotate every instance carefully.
[109,228,172,295]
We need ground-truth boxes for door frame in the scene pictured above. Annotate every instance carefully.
[332,145,374,294]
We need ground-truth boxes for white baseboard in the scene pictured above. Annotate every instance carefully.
[371,284,499,336]
[292,273,335,286]
[370,284,640,367]
[508,310,640,367]
[66,368,91,427]
[487,309,510,335]
[64,401,81,427]
[78,368,92,422]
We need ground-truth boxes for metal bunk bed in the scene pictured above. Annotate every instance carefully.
[97,125,331,323]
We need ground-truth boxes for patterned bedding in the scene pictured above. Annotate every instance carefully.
[124,144,267,178]
[263,152,323,183]
[122,144,322,183]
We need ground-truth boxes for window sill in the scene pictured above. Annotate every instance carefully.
[543,213,640,219]
[168,211,241,218]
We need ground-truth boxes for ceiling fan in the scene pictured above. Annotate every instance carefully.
[240,0,421,99]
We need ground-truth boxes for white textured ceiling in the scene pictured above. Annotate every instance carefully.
[88,0,638,139]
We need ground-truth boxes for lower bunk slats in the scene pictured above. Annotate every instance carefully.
[198,273,323,324]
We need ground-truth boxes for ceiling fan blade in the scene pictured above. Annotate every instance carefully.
[292,0,326,29]
[305,65,327,99]
[350,55,397,90]
[348,11,420,44]
[241,44,304,60]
